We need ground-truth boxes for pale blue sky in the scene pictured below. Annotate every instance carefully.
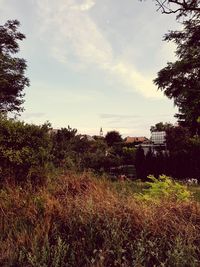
[0,0,179,137]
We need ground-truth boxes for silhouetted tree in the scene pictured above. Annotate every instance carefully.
[145,148,155,177]
[0,20,29,114]
[166,126,191,153]
[105,130,122,147]
[154,18,200,135]
[135,146,146,180]
[150,122,173,132]
[153,0,200,17]
[52,126,77,167]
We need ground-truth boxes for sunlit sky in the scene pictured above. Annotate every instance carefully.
[0,0,179,137]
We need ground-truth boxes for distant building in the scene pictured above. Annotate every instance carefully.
[124,136,149,144]
[135,131,167,155]
[151,131,166,145]
[100,127,103,137]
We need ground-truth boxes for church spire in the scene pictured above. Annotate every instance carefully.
[100,127,103,137]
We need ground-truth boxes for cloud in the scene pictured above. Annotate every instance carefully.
[100,113,140,119]
[71,0,96,11]
[35,0,163,98]
[109,62,163,98]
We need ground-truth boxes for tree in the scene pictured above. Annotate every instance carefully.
[152,0,200,17]
[135,146,146,180]
[0,116,52,183]
[150,122,173,132]
[166,125,191,153]
[154,17,200,135]
[51,126,77,167]
[0,20,29,114]
[105,130,122,146]
[122,147,136,165]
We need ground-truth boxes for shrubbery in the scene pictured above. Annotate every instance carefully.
[0,117,132,184]
[1,115,200,185]
[0,116,52,184]
[138,175,191,202]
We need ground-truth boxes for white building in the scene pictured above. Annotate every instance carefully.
[136,131,167,155]
[151,131,166,145]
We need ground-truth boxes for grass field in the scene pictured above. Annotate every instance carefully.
[112,179,200,202]
[0,172,200,266]
[189,185,200,202]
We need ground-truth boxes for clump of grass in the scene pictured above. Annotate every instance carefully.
[0,172,200,266]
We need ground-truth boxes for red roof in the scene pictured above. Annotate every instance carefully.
[124,136,149,144]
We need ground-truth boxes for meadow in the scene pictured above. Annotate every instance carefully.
[1,172,200,267]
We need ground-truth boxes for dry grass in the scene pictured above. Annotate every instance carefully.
[0,172,200,266]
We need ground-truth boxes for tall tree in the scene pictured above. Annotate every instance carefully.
[0,20,29,114]
[154,17,200,135]
[135,146,146,180]
[166,125,191,153]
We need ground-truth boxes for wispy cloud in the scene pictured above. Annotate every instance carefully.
[100,113,140,119]
[35,0,162,98]
[109,62,163,98]
[71,0,96,11]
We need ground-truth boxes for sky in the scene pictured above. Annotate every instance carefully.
[0,0,180,138]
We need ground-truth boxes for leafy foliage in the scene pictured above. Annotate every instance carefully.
[105,130,122,147]
[150,122,173,132]
[0,20,29,113]
[139,175,191,201]
[51,126,77,168]
[154,18,200,134]
[0,116,52,183]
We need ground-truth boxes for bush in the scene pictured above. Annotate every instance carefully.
[0,116,52,184]
[139,174,191,202]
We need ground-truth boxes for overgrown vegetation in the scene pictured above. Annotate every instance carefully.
[0,116,52,184]
[0,115,138,184]
[0,172,200,267]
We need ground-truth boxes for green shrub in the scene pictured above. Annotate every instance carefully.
[138,174,191,202]
[0,116,52,184]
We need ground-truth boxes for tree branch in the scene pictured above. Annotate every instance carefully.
[154,0,200,16]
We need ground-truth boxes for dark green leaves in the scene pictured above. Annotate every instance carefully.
[0,20,29,114]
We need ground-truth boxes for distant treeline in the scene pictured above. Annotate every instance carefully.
[135,145,200,181]
[0,116,200,184]
[0,116,135,184]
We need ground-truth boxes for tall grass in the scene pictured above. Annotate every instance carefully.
[0,172,200,266]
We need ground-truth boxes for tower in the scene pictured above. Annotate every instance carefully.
[100,127,103,137]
